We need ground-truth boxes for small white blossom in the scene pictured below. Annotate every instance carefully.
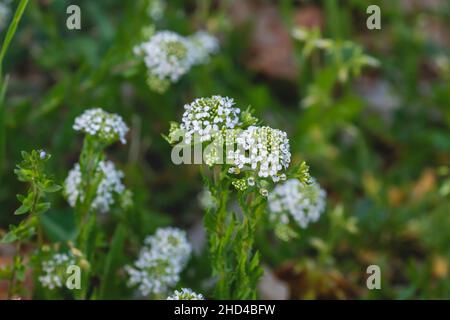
[228,126,291,181]
[126,227,192,297]
[73,108,129,144]
[39,253,76,290]
[188,31,219,65]
[167,288,205,300]
[180,95,241,144]
[268,178,326,235]
[64,160,126,213]
[134,31,195,83]
[143,227,192,267]
[198,188,216,210]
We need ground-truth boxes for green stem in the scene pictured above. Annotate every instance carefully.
[7,242,22,299]
[0,0,29,184]
[0,0,29,73]
[74,137,105,299]
[235,196,264,299]
[203,166,231,298]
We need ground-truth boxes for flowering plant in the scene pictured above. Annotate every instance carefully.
[167,95,315,298]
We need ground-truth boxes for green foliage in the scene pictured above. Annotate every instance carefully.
[1,150,60,244]
[13,150,61,215]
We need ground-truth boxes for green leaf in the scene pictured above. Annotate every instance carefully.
[14,204,30,215]
[35,202,51,215]
[43,184,62,193]
[99,224,127,299]
[0,230,18,243]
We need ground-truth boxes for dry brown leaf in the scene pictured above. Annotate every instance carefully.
[412,168,436,200]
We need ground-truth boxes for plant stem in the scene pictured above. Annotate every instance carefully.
[0,0,29,73]
[0,0,29,184]
[74,137,104,299]
[203,166,231,298]
[7,242,22,299]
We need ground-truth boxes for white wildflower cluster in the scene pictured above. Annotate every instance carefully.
[64,160,126,213]
[73,108,129,145]
[169,96,292,195]
[0,1,11,31]
[134,31,194,83]
[167,288,205,300]
[125,227,192,296]
[134,30,219,92]
[268,178,326,240]
[189,31,220,65]
[228,126,291,183]
[38,253,76,290]
[180,95,241,144]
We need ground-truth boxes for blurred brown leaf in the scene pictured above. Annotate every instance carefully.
[229,2,323,80]
[276,260,361,299]
[411,168,436,201]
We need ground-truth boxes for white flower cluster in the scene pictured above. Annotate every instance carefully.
[38,253,76,290]
[180,95,241,144]
[228,126,291,182]
[189,31,220,65]
[73,108,129,144]
[134,30,219,86]
[134,31,194,83]
[0,1,11,31]
[64,160,126,213]
[125,227,192,296]
[268,178,326,234]
[167,288,205,300]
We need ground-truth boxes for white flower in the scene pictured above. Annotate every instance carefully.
[125,249,182,296]
[134,31,195,83]
[180,95,241,144]
[143,227,192,267]
[188,31,219,65]
[228,126,291,181]
[39,253,76,290]
[39,150,47,159]
[64,160,126,213]
[167,288,205,300]
[198,188,216,210]
[73,108,129,144]
[268,178,326,233]
[126,227,192,296]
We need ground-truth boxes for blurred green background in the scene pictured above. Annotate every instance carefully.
[0,0,449,299]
